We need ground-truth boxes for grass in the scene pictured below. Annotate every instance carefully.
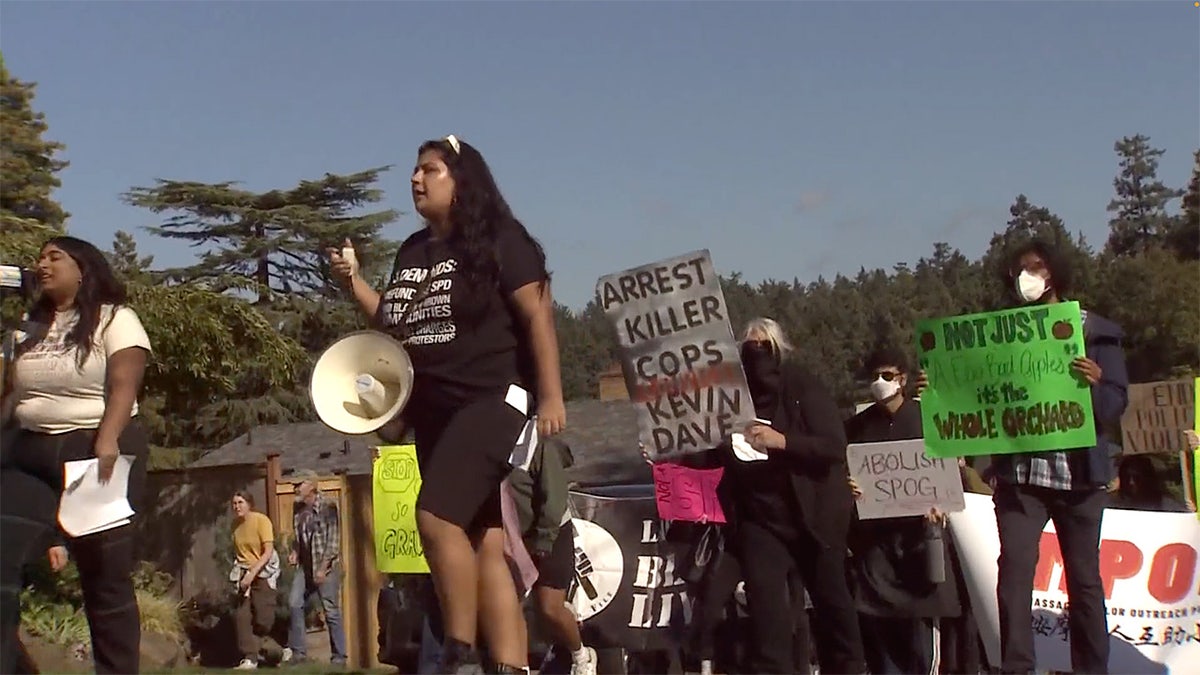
[137,588,186,642]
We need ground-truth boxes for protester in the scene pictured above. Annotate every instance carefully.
[506,437,596,675]
[330,135,565,674]
[0,236,152,674]
[920,239,1129,674]
[286,470,346,666]
[229,491,284,670]
[845,348,959,675]
[1108,455,1189,512]
[639,445,814,674]
[725,317,866,674]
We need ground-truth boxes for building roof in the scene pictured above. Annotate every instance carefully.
[557,399,650,487]
[190,421,377,477]
[188,399,650,485]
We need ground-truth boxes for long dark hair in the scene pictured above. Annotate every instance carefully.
[1117,455,1165,502]
[22,236,127,367]
[416,137,549,291]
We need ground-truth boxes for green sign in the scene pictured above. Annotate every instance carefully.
[914,301,1097,458]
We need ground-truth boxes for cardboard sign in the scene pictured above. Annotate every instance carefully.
[1121,379,1195,455]
[652,463,726,524]
[595,250,754,459]
[915,302,1096,457]
[846,439,965,519]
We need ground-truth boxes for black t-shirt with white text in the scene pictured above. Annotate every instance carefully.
[377,221,546,412]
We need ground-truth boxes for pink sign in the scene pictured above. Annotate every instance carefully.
[652,463,726,524]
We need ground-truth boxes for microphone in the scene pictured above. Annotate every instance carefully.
[0,265,36,299]
[924,520,946,585]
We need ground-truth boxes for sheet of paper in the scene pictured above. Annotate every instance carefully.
[58,456,135,538]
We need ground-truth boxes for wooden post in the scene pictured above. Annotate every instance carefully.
[264,453,281,527]
[1180,450,1195,511]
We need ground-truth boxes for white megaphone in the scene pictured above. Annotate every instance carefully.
[309,330,415,435]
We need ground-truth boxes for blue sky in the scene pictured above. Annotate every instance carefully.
[3,1,1197,310]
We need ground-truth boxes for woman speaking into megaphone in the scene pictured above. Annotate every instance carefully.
[329,135,565,675]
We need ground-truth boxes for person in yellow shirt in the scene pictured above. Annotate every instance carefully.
[229,491,283,670]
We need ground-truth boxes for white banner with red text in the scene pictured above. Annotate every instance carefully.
[949,493,1200,673]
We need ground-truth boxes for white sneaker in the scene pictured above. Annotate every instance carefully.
[281,647,293,663]
[569,647,597,675]
[699,659,714,675]
[234,658,258,670]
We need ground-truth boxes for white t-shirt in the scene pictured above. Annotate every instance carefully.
[12,304,152,434]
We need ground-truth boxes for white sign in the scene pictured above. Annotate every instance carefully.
[846,439,965,519]
[950,493,1200,673]
[595,250,754,459]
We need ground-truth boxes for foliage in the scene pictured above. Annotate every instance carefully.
[21,557,184,651]
[126,281,309,447]
[123,169,400,302]
[0,57,68,229]
[1105,135,1184,257]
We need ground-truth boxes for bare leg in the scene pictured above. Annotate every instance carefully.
[417,509,480,647]
[475,527,528,668]
[535,586,583,652]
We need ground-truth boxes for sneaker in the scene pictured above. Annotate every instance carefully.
[569,647,597,675]
[234,658,258,670]
[699,659,714,675]
[281,647,293,663]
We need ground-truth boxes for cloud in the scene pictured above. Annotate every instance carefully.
[795,190,830,214]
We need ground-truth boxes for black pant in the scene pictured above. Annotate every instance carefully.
[994,484,1108,674]
[940,609,982,674]
[740,520,865,674]
[688,552,813,672]
[860,615,938,675]
[0,423,149,675]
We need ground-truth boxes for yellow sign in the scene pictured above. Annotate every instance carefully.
[373,445,429,574]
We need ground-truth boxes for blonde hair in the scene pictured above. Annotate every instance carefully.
[741,317,794,355]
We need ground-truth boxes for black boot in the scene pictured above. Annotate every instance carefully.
[437,638,483,674]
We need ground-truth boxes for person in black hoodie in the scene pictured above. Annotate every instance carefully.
[845,348,960,674]
[732,317,866,674]
[918,239,1129,674]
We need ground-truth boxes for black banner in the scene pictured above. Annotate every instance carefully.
[567,485,692,652]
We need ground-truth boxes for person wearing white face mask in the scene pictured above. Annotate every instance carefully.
[845,349,959,675]
[917,240,1129,674]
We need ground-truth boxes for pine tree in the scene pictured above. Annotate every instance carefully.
[1105,134,1183,257]
[0,56,69,231]
[123,168,399,302]
[980,195,1097,308]
[107,230,155,283]
[1166,149,1199,260]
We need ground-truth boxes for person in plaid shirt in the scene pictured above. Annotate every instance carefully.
[920,240,1128,674]
[284,470,347,666]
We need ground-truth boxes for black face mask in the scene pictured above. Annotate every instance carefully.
[741,341,781,412]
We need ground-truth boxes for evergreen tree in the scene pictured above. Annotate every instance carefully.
[0,55,69,231]
[107,230,155,284]
[1167,149,1199,260]
[1105,134,1183,257]
[980,195,1096,309]
[123,168,400,302]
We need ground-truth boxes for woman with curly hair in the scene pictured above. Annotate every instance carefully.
[0,236,152,674]
[330,135,565,674]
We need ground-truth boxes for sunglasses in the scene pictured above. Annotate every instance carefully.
[873,371,903,381]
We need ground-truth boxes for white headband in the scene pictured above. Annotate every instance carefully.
[444,134,461,154]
